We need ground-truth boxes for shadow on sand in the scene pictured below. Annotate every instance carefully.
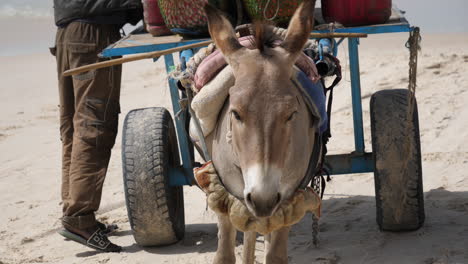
[289,188,468,263]
[123,223,219,255]
[79,188,467,263]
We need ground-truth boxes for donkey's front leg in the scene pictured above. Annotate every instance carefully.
[242,231,256,264]
[214,214,237,264]
[264,226,291,264]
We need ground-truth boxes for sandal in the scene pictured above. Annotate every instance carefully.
[58,228,122,253]
[97,221,118,235]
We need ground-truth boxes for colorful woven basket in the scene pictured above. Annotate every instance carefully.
[158,0,231,36]
[243,0,303,25]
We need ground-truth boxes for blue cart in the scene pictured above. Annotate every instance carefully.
[105,7,424,246]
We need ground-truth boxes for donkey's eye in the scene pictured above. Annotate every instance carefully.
[232,110,242,121]
[286,111,298,122]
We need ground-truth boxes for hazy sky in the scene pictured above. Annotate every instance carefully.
[393,0,468,33]
[0,0,466,56]
[0,0,467,32]
[0,0,468,32]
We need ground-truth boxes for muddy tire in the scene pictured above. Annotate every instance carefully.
[122,107,185,246]
[370,89,424,231]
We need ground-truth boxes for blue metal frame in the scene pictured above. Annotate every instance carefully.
[325,153,373,175]
[163,54,194,186]
[100,39,209,58]
[348,38,366,154]
[103,21,416,185]
[315,23,412,35]
[318,24,415,175]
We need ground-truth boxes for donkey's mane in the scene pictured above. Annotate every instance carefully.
[252,22,281,54]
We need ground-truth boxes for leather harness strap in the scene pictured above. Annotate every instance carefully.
[298,132,323,189]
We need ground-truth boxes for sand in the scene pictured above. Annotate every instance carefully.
[0,32,467,264]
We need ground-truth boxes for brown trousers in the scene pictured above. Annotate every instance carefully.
[53,22,122,220]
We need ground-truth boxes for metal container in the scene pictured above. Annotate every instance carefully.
[321,0,392,26]
[142,0,171,36]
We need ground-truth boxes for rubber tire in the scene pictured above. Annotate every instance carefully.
[122,107,185,246]
[370,89,424,231]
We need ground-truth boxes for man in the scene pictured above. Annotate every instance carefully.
[51,0,143,252]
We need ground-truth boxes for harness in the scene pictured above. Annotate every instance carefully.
[292,55,342,195]
[305,56,342,198]
[291,68,327,191]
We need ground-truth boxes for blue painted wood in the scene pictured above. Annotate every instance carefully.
[325,153,374,175]
[102,25,412,58]
[101,24,412,58]
[348,38,366,153]
[164,54,193,185]
[169,167,189,186]
[315,23,412,35]
[101,39,209,58]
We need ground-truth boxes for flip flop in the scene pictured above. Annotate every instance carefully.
[58,228,122,252]
[97,221,118,235]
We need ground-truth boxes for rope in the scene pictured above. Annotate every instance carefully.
[406,27,421,119]
[263,0,280,21]
[398,27,421,181]
[168,43,217,92]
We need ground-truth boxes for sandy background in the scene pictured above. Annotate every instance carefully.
[0,30,468,264]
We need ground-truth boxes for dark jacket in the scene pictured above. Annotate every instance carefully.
[54,0,143,27]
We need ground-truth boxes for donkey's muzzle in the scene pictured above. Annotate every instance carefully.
[245,191,281,218]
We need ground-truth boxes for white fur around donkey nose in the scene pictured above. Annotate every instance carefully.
[243,164,282,217]
[194,161,321,235]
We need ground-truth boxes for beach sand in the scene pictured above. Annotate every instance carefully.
[0,32,467,264]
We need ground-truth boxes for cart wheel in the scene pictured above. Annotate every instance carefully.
[370,89,424,231]
[122,107,185,246]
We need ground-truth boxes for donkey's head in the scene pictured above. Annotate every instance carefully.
[205,0,317,217]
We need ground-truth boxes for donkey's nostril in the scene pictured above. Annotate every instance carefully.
[245,191,282,217]
[246,193,252,204]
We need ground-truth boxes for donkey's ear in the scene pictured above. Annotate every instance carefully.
[204,4,244,60]
[281,0,316,63]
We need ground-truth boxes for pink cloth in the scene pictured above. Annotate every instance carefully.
[194,36,320,90]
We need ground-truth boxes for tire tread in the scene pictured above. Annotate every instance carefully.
[122,107,185,246]
[370,89,425,231]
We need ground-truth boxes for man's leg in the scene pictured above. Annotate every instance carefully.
[54,27,75,214]
[64,23,122,217]
[58,22,122,252]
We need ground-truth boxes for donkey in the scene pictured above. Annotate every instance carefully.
[203,1,319,263]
